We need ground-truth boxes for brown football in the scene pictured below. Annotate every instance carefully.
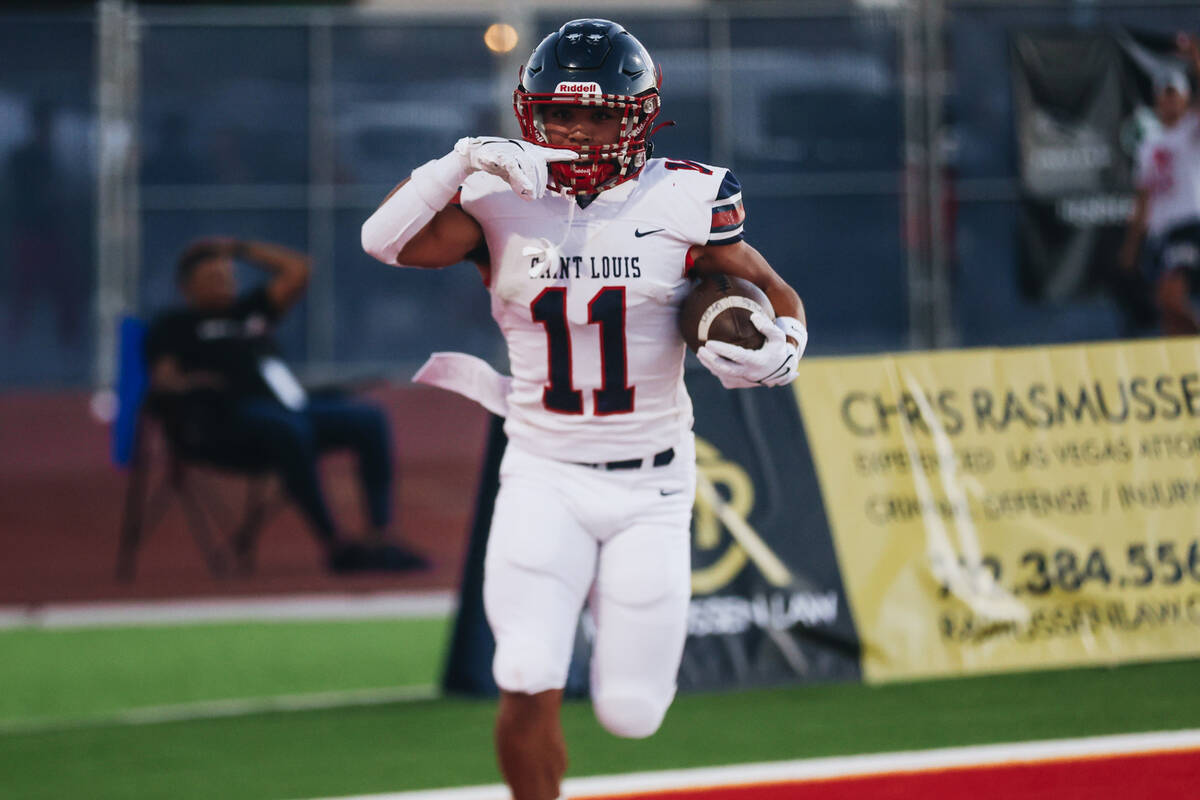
[678,273,775,353]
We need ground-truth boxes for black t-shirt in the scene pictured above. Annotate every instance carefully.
[145,286,285,402]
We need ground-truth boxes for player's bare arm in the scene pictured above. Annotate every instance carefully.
[688,240,805,337]
[402,203,486,268]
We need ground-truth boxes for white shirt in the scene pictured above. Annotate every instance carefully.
[1136,109,1200,237]
[459,158,745,463]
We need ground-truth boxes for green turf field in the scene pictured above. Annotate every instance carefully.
[1,619,1197,800]
[0,618,450,724]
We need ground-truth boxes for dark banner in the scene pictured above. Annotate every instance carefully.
[1011,29,1182,303]
[443,368,861,697]
[669,372,861,690]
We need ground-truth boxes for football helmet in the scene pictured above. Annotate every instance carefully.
[513,19,662,195]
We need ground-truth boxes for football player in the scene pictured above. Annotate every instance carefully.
[1120,32,1200,334]
[362,19,807,800]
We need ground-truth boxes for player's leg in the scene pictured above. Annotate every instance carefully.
[495,688,567,800]
[589,508,692,738]
[484,454,598,800]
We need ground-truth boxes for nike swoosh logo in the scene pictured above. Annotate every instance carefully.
[634,228,664,238]
[756,353,796,385]
[659,489,684,496]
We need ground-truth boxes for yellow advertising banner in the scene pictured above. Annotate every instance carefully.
[793,338,1200,683]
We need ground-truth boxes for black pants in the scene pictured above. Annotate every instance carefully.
[1147,220,1200,281]
[188,394,394,543]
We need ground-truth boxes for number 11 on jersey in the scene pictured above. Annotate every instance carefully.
[531,287,635,415]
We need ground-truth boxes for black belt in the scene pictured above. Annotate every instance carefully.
[576,447,675,471]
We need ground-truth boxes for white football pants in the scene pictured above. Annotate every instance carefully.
[483,434,695,739]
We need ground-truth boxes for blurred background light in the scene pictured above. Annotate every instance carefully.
[484,22,519,54]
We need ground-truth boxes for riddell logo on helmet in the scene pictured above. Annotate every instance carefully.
[555,82,601,94]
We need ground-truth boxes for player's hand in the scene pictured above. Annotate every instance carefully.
[696,312,801,388]
[454,136,578,201]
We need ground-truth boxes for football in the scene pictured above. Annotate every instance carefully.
[678,273,775,353]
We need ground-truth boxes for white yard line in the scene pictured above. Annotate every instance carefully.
[0,684,439,736]
[0,590,455,629]
[303,728,1200,800]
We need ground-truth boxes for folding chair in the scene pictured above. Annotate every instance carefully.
[112,317,282,581]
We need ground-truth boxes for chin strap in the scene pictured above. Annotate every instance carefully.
[648,119,676,138]
[645,120,677,160]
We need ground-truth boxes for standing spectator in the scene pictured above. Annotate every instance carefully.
[1120,33,1200,335]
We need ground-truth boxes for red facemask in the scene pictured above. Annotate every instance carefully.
[512,90,660,195]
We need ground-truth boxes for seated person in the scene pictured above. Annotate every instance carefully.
[145,236,427,573]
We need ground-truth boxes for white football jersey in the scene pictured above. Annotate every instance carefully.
[1136,110,1200,237]
[458,158,745,463]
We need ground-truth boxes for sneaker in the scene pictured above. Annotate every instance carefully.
[370,542,432,572]
[327,540,374,573]
[327,539,431,573]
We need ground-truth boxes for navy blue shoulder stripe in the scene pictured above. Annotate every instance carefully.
[715,170,742,201]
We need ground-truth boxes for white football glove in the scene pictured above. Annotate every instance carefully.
[453,136,578,201]
[696,312,807,389]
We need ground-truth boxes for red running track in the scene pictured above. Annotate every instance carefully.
[582,748,1200,800]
